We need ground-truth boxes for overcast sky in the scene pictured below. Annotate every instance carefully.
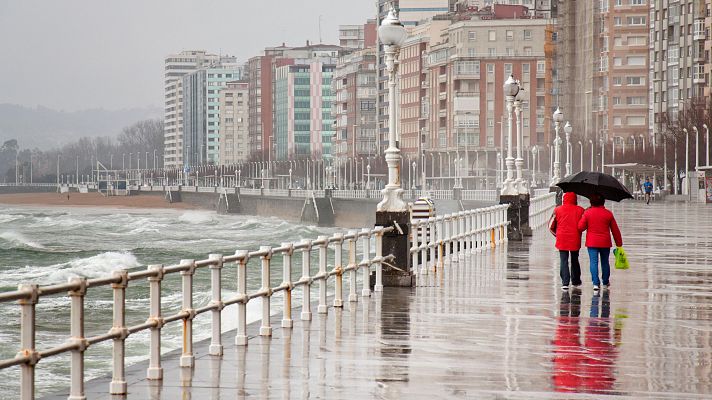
[0,0,374,111]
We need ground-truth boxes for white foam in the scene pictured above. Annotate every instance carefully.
[178,211,215,224]
[0,231,46,249]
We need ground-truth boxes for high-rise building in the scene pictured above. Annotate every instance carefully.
[247,43,344,162]
[422,7,549,189]
[218,81,249,165]
[596,0,650,147]
[650,0,709,137]
[163,50,219,169]
[275,60,337,160]
[332,47,378,161]
[338,21,377,49]
[182,58,243,166]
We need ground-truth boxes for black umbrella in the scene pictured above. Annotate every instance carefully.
[555,171,633,202]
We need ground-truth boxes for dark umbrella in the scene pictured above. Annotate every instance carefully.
[556,171,633,202]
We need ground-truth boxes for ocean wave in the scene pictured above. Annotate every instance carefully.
[178,211,216,224]
[0,231,46,249]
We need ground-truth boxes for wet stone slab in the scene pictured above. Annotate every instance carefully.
[47,201,712,399]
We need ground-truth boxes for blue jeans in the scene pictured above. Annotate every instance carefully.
[587,247,611,286]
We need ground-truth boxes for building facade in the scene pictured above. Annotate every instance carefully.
[338,21,378,50]
[650,0,709,137]
[182,59,243,166]
[332,48,378,161]
[218,81,249,165]
[423,16,550,188]
[163,50,219,169]
[275,61,337,160]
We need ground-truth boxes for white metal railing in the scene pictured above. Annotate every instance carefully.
[410,204,510,278]
[239,188,262,196]
[0,183,58,187]
[461,190,498,201]
[332,190,368,199]
[533,188,550,198]
[428,190,454,200]
[263,189,289,197]
[289,189,312,198]
[0,226,394,400]
[529,192,557,229]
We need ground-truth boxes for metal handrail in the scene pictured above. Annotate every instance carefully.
[0,225,394,399]
[529,192,557,229]
[410,204,510,277]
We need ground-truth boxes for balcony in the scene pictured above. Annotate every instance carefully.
[438,92,447,101]
[421,80,429,88]
[438,74,447,83]
[453,70,480,79]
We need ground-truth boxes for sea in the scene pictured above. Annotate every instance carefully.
[0,205,337,398]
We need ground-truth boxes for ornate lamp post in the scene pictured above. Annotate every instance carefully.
[531,146,538,189]
[377,6,412,287]
[501,75,520,195]
[693,126,699,171]
[589,139,594,171]
[578,141,583,172]
[551,108,563,185]
[514,85,526,193]
[564,121,572,177]
[704,124,710,167]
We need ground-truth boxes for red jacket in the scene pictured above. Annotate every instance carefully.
[578,205,623,248]
[554,192,585,251]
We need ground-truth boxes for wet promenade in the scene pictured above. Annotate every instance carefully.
[59,201,712,399]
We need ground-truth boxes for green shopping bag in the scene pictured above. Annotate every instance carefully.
[613,247,629,270]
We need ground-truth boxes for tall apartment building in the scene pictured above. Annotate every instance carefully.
[338,21,377,49]
[332,48,378,160]
[651,0,709,136]
[275,60,337,160]
[163,50,219,169]
[423,11,549,188]
[596,0,650,146]
[182,58,243,166]
[218,81,249,165]
[247,43,344,162]
[376,0,454,154]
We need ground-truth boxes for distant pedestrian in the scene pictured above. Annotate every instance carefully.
[577,193,623,292]
[643,177,653,204]
[552,192,585,291]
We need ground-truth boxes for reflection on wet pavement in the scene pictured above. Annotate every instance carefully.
[57,201,712,399]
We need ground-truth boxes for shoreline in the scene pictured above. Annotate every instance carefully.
[0,192,200,210]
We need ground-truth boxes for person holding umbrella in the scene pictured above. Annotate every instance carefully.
[577,193,623,291]
[556,171,630,292]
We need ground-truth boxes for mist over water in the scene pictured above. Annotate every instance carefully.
[0,205,336,398]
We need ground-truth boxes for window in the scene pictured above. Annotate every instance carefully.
[487,118,494,127]
[627,116,646,125]
[613,57,622,66]
[523,30,532,40]
[504,63,512,75]
[614,17,622,26]
[626,96,645,105]
[614,37,623,47]
[613,117,622,126]
[487,64,495,74]
[468,31,477,41]
[626,76,644,85]
[614,0,622,6]
[627,56,646,66]
[488,30,496,41]
[627,16,646,25]
[613,77,622,86]
[537,61,545,73]
[631,0,644,5]
[613,97,621,105]
[505,48,514,56]
[488,48,496,56]
[628,36,646,46]
[523,63,530,74]
[506,30,514,41]
[524,46,532,56]
[468,48,477,57]
[487,100,495,111]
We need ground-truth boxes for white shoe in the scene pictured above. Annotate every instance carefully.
[561,285,569,291]
[593,285,600,292]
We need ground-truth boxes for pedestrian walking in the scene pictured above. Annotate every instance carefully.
[577,193,623,292]
[643,177,653,204]
[552,192,585,290]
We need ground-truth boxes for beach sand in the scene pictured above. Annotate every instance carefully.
[0,192,199,209]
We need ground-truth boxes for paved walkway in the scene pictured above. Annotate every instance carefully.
[54,201,712,399]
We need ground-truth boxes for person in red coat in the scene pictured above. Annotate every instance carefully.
[577,194,623,291]
[553,192,585,290]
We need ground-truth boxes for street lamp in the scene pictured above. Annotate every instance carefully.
[551,107,564,185]
[514,85,526,193]
[578,141,583,172]
[683,128,689,198]
[692,126,699,171]
[589,139,594,171]
[501,75,520,195]
[530,146,538,188]
[377,7,408,211]
[704,124,710,167]
[564,121,572,177]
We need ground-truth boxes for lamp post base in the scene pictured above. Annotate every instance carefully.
[375,210,414,287]
[519,193,532,236]
[499,194,522,241]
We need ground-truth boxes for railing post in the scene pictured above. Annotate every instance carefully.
[147,264,164,380]
[458,213,465,256]
[410,220,420,277]
[374,227,384,292]
[361,228,372,297]
[281,243,294,328]
[68,277,88,400]
[419,222,428,275]
[235,251,249,346]
[208,254,224,356]
[17,284,39,400]
[467,210,475,253]
[347,231,358,302]
[317,236,329,313]
[259,246,273,336]
[333,233,344,308]
[179,259,196,367]
[428,217,436,270]
[442,215,450,259]
[110,270,129,395]
[300,240,312,320]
